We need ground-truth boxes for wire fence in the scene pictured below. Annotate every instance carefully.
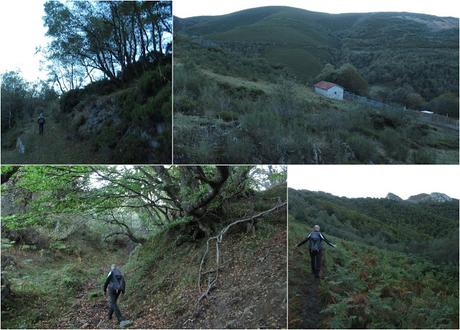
[343,91,459,131]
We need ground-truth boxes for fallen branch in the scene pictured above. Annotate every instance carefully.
[194,201,286,315]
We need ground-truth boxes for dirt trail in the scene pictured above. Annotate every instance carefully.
[296,273,322,329]
[1,108,104,164]
[288,249,324,329]
[51,266,152,329]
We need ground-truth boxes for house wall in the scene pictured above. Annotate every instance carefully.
[314,86,343,100]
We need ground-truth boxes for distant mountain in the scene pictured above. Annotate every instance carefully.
[407,192,453,203]
[176,6,459,100]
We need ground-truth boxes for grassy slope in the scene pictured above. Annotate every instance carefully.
[176,7,458,86]
[289,216,459,329]
[174,51,458,163]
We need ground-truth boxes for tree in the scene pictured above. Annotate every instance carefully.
[0,166,259,240]
[335,63,368,96]
[428,93,459,118]
[42,0,172,86]
[315,63,368,96]
[1,71,29,130]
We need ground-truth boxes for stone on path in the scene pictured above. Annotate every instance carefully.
[120,320,133,328]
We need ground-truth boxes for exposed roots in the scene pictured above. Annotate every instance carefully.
[193,201,287,317]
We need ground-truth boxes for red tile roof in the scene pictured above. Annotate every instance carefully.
[314,81,338,90]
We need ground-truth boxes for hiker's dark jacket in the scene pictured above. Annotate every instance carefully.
[297,231,335,250]
[103,268,126,293]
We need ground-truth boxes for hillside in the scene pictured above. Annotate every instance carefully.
[174,6,459,164]
[288,188,458,328]
[1,1,172,164]
[175,6,459,97]
[1,166,287,329]
[2,57,172,164]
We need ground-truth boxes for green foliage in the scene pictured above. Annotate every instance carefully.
[289,189,459,328]
[428,93,459,118]
[317,63,369,96]
[60,89,84,113]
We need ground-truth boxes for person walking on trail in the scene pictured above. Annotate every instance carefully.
[103,264,126,324]
[37,112,45,135]
[296,225,336,279]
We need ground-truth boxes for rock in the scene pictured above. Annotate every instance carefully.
[407,192,452,203]
[16,137,25,154]
[386,193,402,201]
[120,320,133,328]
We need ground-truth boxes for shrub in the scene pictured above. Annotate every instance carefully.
[84,79,118,96]
[60,89,84,113]
[411,149,436,164]
[96,125,120,149]
[428,93,459,118]
[175,94,200,114]
[114,133,151,163]
[346,135,378,163]
[216,110,238,122]
[379,129,409,162]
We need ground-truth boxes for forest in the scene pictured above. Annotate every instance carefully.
[1,1,172,164]
[174,6,459,164]
[1,165,287,328]
[288,188,458,329]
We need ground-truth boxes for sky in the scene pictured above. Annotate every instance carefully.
[288,165,460,199]
[174,0,460,18]
[0,0,48,82]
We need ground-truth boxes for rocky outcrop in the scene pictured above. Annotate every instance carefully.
[386,193,402,201]
[407,192,452,203]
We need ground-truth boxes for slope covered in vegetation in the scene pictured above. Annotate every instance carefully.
[288,188,458,329]
[174,6,459,164]
[1,1,172,164]
[1,166,287,328]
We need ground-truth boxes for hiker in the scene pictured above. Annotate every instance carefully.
[103,264,126,323]
[37,112,45,135]
[296,225,336,279]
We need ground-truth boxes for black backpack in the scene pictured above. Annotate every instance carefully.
[38,117,45,124]
[110,268,124,291]
[308,231,322,253]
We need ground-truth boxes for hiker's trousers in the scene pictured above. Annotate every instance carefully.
[39,124,44,135]
[309,249,322,277]
[108,288,124,322]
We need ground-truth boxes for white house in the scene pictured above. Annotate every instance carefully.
[314,81,343,100]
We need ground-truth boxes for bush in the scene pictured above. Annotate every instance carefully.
[428,93,459,118]
[96,125,120,149]
[346,135,378,163]
[114,133,151,163]
[138,68,167,99]
[379,129,409,162]
[411,149,436,164]
[84,79,118,96]
[60,89,85,113]
[175,94,200,114]
[216,110,239,122]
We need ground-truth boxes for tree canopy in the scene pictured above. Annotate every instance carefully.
[43,0,172,91]
[1,166,286,240]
